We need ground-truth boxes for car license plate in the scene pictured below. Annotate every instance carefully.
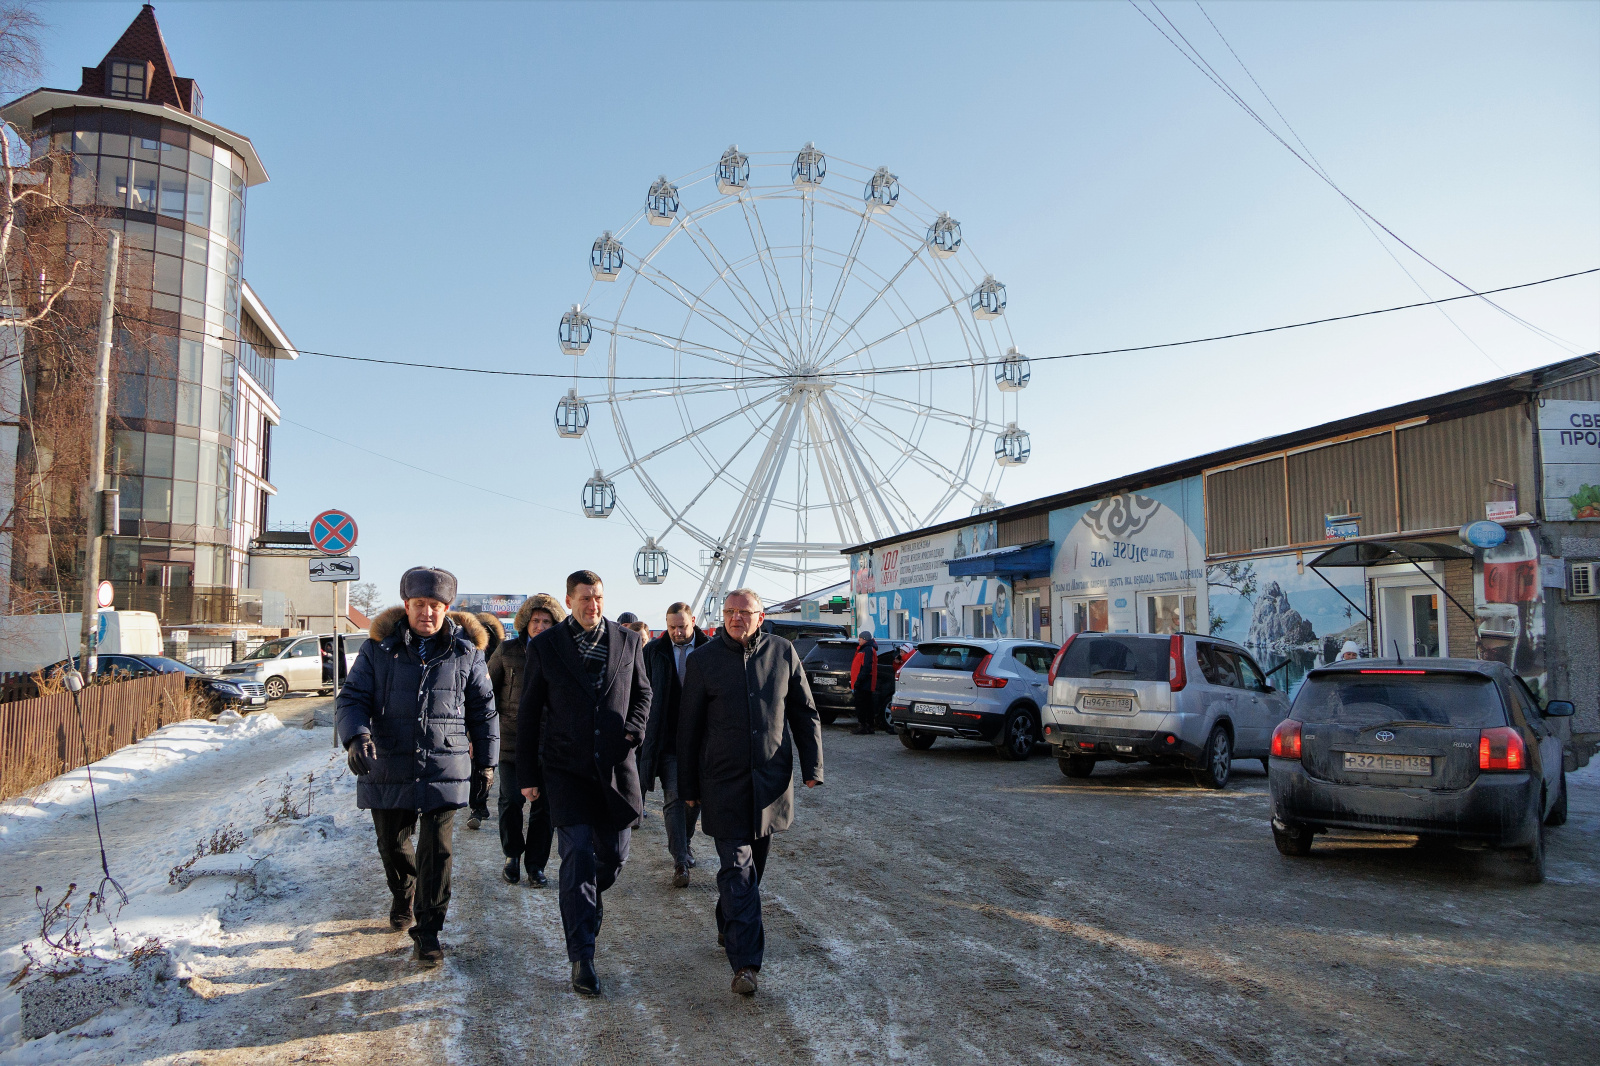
[1341,752,1431,775]
[811,676,837,687]
[913,702,947,717]
[1080,694,1133,713]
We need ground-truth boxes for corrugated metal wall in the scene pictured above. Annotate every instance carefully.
[1206,457,1286,555]
[1396,405,1535,530]
[1287,432,1398,543]
[998,513,1048,546]
[1537,369,1600,401]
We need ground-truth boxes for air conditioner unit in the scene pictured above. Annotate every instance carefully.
[1569,562,1600,600]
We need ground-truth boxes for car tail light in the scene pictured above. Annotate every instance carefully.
[1168,634,1187,692]
[1478,727,1526,771]
[1270,718,1302,759]
[972,653,1008,688]
[1047,633,1078,687]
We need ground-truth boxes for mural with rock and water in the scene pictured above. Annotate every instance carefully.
[1206,555,1369,697]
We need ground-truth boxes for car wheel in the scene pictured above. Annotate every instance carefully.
[996,707,1039,761]
[1544,770,1568,827]
[899,730,936,751]
[1272,820,1314,857]
[880,700,895,733]
[1519,818,1546,885]
[819,710,837,726]
[1191,726,1232,789]
[1058,754,1097,778]
[264,676,288,701]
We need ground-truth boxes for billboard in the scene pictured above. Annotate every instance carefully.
[455,593,527,617]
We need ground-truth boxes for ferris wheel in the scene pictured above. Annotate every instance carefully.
[554,144,1032,613]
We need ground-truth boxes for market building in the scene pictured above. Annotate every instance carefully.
[0,4,295,626]
[846,353,1600,732]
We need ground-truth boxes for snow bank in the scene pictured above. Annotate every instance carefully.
[0,713,285,850]
[1568,756,1600,790]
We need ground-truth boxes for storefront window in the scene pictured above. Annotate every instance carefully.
[1071,599,1109,634]
[1145,594,1198,635]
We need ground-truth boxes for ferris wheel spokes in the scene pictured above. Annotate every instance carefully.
[626,256,790,366]
[600,386,787,482]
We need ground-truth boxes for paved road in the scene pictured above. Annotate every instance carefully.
[7,716,1596,1064]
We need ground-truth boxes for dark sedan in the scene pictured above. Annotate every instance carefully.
[1268,658,1571,883]
[94,653,269,714]
[801,638,904,728]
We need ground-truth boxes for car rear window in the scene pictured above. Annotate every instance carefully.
[1292,673,1507,728]
[803,643,857,670]
[905,643,988,672]
[1053,635,1169,682]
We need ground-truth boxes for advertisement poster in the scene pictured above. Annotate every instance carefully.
[1050,479,1205,636]
[1475,526,1547,696]
[852,520,1011,639]
[1538,398,1600,520]
[1205,554,1368,696]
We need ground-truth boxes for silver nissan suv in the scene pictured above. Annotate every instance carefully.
[1041,632,1291,788]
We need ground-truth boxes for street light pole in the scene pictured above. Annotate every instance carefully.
[77,231,120,670]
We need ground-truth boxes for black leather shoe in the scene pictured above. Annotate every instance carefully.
[686,849,697,869]
[732,967,759,996]
[389,896,415,932]
[673,864,690,888]
[411,929,444,967]
[502,858,520,884]
[528,868,549,888]
[571,959,600,996]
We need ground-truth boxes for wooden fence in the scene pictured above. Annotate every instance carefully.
[0,673,195,802]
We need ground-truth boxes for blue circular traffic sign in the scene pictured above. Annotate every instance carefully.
[310,509,358,555]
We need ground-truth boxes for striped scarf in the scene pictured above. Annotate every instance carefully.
[567,614,608,692]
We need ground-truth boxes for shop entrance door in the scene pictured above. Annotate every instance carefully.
[1377,583,1446,659]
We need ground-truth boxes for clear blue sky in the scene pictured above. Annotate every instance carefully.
[35,1,1600,622]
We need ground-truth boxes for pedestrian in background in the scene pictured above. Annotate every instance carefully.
[679,588,823,996]
[850,630,880,735]
[519,570,652,996]
[337,566,497,968]
[466,612,505,829]
[487,594,563,886]
[625,619,652,638]
[640,600,709,887]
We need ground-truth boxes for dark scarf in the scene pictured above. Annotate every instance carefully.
[566,614,608,691]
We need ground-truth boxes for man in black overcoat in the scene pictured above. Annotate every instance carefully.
[518,569,652,996]
[679,587,824,997]
[639,600,710,887]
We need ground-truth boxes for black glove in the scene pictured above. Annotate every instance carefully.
[473,765,494,790]
[346,735,376,776]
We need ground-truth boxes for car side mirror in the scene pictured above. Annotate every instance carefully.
[1543,699,1575,717]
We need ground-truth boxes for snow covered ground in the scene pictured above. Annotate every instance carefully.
[0,709,363,1063]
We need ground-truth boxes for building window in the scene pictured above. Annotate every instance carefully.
[108,60,148,100]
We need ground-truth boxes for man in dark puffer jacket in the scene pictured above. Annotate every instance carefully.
[337,566,497,967]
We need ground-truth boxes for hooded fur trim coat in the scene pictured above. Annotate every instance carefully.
[335,607,498,811]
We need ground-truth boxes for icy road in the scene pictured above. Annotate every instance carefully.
[2,700,1597,1065]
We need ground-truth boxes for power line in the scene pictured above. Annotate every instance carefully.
[114,266,1600,387]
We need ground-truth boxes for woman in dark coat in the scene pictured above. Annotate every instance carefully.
[466,612,506,828]
[487,594,563,885]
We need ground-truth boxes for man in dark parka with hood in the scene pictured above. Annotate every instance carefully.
[639,600,710,886]
[487,593,564,885]
[679,587,824,997]
[518,570,652,997]
[336,566,497,967]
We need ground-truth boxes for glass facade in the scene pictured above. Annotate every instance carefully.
[37,106,251,596]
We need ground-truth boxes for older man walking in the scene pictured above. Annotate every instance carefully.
[519,570,652,996]
[679,588,824,996]
[336,566,497,967]
[639,601,710,887]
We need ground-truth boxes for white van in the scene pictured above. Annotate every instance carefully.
[0,610,163,674]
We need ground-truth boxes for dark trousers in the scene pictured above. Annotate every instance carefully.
[658,753,700,866]
[555,823,631,962]
[469,769,491,817]
[372,806,456,935]
[497,758,553,872]
[714,835,771,972]
[853,685,877,731]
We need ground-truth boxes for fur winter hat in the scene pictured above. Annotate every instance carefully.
[400,566,457,606]
[514,593,567,635]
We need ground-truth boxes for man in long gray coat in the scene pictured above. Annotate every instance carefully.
[337,566,497,968]
[679,587,823,996]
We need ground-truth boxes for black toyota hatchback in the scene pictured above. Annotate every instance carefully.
[1268,658,1572,883]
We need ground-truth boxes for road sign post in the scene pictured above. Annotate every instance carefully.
[308,510,358,731]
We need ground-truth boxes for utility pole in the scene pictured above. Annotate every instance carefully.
[77,232,120,671]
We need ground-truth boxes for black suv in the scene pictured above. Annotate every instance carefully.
[1268,658,1572,882]
[801,638,901,728]
[759,619,849,658]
